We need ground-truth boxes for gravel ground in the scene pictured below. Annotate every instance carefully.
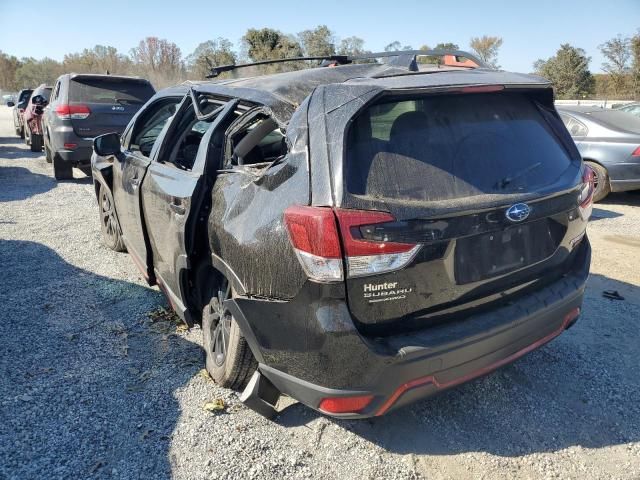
[0,105,639,480]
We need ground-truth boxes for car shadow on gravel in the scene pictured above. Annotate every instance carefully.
[279,274,640,458]
[0,167,56,202]
[600,191,640,207]
[0,240,202,479]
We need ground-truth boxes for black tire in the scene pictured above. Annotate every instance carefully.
[44,143,53,163]
[202,279,257,390]
[53,155,73,180]
[586,161,610,203]
[18,125,24,139]
[98,183,126,252]
[79,166,92,177]
[30,134,43,152]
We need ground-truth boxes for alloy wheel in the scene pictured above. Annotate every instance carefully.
[208,281,232,367]
[100,190,119,242]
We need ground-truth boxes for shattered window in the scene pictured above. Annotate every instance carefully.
[346,92,575,201]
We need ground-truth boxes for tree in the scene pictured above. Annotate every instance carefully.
[130,37,184,87]
[384,41,413,52]
[632,31,640,99]
[186,38,236,79]
[337,36,366,56]
[14,57,63,87]
[599,35,631,97]
[298,25,335,57]
[63,45,132,75]
[242,28,302,62]
[533,44,595,99]
[0,51,21,90]
[434,42,459,51]
[469,35,503,68]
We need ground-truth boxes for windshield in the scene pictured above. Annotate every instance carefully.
[345,92,576,202]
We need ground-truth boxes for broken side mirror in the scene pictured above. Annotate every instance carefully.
[94,132,122,157]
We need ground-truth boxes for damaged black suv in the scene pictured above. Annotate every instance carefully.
[92,50,594,418]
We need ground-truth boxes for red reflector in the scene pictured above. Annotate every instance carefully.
[63,143,77,149]
[55,104,91,119]
[334,208,417,256]
[632,146,640,157]
[579,165,595,209]
[318,395,374,414]
[459,85,504,94]
[564,307,580,325]
[284,206,341,258]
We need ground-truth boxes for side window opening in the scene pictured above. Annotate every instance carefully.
[560,113,588,137]
[130,100,179,157]
[161,98,239,172]
[230,114,287,167]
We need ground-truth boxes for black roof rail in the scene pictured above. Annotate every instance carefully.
[206,49,491,78]
[206,55,350,78]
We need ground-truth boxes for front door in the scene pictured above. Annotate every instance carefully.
[112,96,182,280]
[140,97,239,316]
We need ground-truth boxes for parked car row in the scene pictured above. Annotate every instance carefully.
[8,74,155,179]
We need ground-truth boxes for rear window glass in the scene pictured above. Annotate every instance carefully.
[19,90,32,102]
[70,78,154,105]
[346,92,575,201]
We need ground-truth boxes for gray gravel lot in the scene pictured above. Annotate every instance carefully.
[0,106,639,480]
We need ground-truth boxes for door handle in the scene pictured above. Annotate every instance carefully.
[169,202,186,215]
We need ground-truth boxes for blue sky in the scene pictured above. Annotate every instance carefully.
[0,0,638,73]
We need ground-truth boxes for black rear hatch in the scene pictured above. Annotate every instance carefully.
[340,90,584,333]
[69,76,155,137]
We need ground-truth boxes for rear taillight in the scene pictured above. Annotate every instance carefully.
[284,206,421,282]
[55,104,91,120]
[578,165,595,219]
[334,209,421,278]
[283,206,343,282]
[632,146,640,157]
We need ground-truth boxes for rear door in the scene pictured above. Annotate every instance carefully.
[68,76,155,138]
[331,89,584,332]
[140,95,239,317]
[113,96,182,279]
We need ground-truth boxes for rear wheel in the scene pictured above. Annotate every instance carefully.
[30,134,43,152]
[98,183,126,252]
[19,126,24,139]
[202,279,257,390]
[53,155,73,180]
[44,143,53,163]
[586,161,610,202]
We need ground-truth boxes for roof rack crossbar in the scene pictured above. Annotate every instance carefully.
[206,49,491,78]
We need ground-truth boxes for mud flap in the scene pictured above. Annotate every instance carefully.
[239,370,281,419]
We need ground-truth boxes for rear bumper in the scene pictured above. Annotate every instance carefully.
[51,126,93,166]
[231,239,591,418]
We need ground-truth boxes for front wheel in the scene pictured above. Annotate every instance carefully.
[202,280,257,390]
[586,161,610,202]
[98,183,126,252]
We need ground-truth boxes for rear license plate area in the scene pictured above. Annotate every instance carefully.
[454,219,562,284]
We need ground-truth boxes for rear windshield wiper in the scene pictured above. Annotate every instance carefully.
[115,98,143,105]
[495,162,542,189]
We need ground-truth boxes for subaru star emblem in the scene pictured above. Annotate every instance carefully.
[505,203,531,222]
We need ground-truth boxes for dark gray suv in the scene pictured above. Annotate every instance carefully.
[43,73,155,180]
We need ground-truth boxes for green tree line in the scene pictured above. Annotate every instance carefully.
[1,25,638,100]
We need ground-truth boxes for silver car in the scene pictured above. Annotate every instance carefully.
[558,106,640,201]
